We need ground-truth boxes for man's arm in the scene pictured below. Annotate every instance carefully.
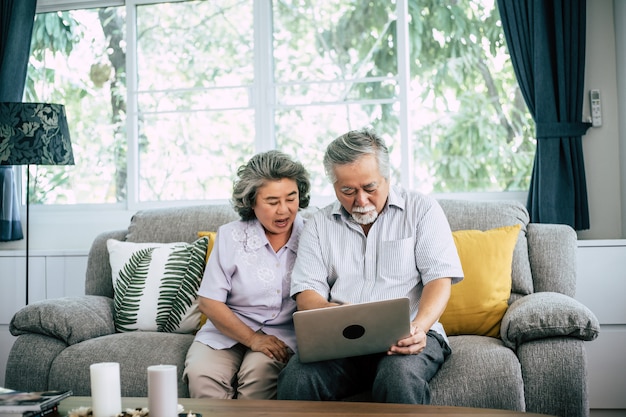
[294,289,342,311]
[411,277,452,333]
[388,277,452,355]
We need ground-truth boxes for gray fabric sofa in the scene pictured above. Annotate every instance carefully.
[6,200,599,417]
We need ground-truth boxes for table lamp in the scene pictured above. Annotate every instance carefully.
[0,102,74,305]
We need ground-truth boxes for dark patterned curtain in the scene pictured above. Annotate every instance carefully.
[0,0,37,241]
[497,0,591,230]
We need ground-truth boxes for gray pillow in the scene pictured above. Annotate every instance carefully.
[9,295,115,345]
[500,292,600,350]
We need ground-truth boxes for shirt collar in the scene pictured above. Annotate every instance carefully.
[284,213,304,253]
[387,185,405,211]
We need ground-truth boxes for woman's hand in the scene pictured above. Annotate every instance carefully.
[201,297,291,362]
[248,332,291,363]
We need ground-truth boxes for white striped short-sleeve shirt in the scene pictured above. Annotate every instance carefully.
[291,186,463,341]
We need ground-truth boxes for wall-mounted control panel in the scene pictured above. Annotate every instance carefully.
[589,89,602,127]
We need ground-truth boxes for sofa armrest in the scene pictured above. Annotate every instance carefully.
[527,223,578,296]
[500,292,599,350]
[9,295,116,345]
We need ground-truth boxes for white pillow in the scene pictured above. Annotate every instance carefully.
[107,237,209,334]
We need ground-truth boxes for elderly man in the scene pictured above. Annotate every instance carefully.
[277,128,463,404]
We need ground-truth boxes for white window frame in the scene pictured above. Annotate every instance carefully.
[28,0,527,224]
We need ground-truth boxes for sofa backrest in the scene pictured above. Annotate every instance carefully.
[124,204,240,243]
[85,204,239,297]
[86,199,565,302]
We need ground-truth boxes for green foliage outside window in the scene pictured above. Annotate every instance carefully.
[24,0,533,205]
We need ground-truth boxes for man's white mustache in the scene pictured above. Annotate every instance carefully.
[352,205,376,213]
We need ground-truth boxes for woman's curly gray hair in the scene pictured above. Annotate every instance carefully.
[232,150,311,221]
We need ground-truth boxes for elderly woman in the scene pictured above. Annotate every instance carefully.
[184,150,311,399]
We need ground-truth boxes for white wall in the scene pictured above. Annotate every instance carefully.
[614,0,626,239]
[577,0,624,241]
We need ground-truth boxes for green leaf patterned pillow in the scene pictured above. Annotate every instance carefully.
[107,237,209,334]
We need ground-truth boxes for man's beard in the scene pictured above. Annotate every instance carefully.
[351,205,378,225]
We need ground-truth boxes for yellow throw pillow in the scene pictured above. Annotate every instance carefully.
[439,224,521,338]
[197,231,217,262]
[197,231,217,329]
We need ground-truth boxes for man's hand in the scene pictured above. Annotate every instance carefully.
[387,278,451,356]
[248,332,291,363]
[387,325,427,356]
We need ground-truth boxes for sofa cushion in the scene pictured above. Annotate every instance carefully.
[500,292,600,350]
[437,199,533,300]
[440,224,521,337]
[430,335,525,410]
[49,332,194,397]
[107,237,209,333]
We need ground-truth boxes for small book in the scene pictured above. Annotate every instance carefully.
[0,388,72,417]
[21,404,60,417]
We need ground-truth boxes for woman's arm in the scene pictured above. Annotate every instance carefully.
[199,296,290,362]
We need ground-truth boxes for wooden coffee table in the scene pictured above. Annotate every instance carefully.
[59,397,554,416]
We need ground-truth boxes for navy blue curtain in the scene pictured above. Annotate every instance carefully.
[0,0,37,241]
[497,0,591,230]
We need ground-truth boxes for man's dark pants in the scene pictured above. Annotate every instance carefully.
[277,331,451,404]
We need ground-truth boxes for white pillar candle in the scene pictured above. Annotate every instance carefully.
[147,364,178,417]
[90,362,122,417]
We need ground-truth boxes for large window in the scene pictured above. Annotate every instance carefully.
[27,0,534,206]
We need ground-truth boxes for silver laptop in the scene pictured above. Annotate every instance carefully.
[293,297,411,363]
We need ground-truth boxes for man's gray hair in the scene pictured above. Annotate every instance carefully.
[323,128,390,184]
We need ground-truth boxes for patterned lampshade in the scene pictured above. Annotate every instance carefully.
[0,102,74,166]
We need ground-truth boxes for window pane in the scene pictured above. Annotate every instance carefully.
[26,7,127,204]
[273,0,400,197]
[276,79,398,106]
[273,1,398,82]
[138,110,254,201]
[407,0,534,193]
[135,0,255,202]
[275,104,402,197]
